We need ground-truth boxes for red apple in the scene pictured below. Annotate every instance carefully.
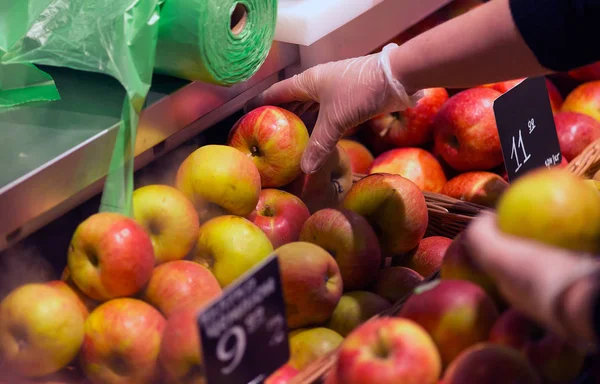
[287,144,353,213]
[265,363,299,384]
[338,139,374,174]
[568,61,600,82]
[248,189,311,249]
[369,148,447,193]
[546,78,564,113]
[142,260,222,317]
[299,208,382,291]
[443,343,541,384]
[343,173,428,255]
[441,171,509,208]
[433,88,503,171]
[371,267,424,303]
[67,212,155,301]
[336,317,442,384]
[365,88,449,148]
[554,111,600,161]
[561,80,600,122]
[398,279,499,366]
[402,236,452,277]
[228,106,309,187]
[481,78,524,93]
[80,298,166,384]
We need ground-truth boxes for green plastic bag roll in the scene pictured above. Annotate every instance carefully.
[155,0,277,86]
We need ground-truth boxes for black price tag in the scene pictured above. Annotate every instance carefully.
[493,76,562,182]
[197,254,289,384]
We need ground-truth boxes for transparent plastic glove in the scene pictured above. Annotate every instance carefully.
[463,211,600,351]
[246,43,423,174]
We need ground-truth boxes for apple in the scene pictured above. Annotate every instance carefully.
[299,208,382,291]
[402,236,452,277]
[273,242,343,329]
[80,298,166,384]
[287,144,353,213]
[338,139,374,174]
[228,106,309,187]
[175,145,261,222]
[359,122,395,155]
[247,189,310,249]
[142,260,221,317]
[336,317,441,384]
[546,78,564,113]
[481,78,524,93]
[0,284,84,377]
[67,212,155,301]
[398,279,499,366]
[59,267,98,314]
[343,173,428,255]
[365,88,449,148]
[265,363,299,384]
[501,156,568,182]
[561,80,600,122]
[132,184,199,264]
[496,168,600,253]
[443,343,541,384]
[371,267,424,303]
[326,291,391,337]
[568,61,600,82]
[322,369,339,384]
[433,88,503,171]
[289,328,344,371]
[46,280,90,320]
[441,171,509,208]
[192,215,273,288]
[554,111,600,161]
[159,306,206,384]
[369,148,447,193]
[489,308,585,383]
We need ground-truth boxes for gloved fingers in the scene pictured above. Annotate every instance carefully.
[300,111,346,174]
[246,73,315,111]
[293,101,318,118]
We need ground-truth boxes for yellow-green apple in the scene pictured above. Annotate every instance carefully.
[228,106,309,187]
[443,343,541,384]
[568,61,600,82]
[402,236,452,277]
[0,284,84,377]
[365,88,449,148]
[546,78,564,113]
[159,305,207,384]
[336,317,441,384]
[67,212,155,301]
[273,242,343,329]
[142,260,221,317]
[132,184,199,264]
[481,78,524,93]
[489,308,585,383]
[371,267,424,303]
[369,148,447,193]
[433,88,503,171]
[398,279,499,366]
[496,168,600,253]
[325,291,391,337]
[46,280,90,320]
[175,145,261,222]
[441,171,509,208]
[554,111,600,161]
[80,298,166,384]
[60,267,98,314]
[338,139,374,174]
[192,215,273,288]
[299,208,382,291]
[264,363,299,384]
[561,80,600,122]
[247,189,310,249]
[287,145,353,213]
[289,327,344,370]
[343,173,428,254]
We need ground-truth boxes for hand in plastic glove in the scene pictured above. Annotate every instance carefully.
[246,44,422,174]
[462,211,600,351]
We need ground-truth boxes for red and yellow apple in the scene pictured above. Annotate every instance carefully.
[326,291,391,337]
[338,139,374,174]
[289,328,344,370]
[265,363,299,384]
[402,236,452,277]
[59,267,99,313]
[299,208,382,291]
[433,88,503,171]
[336,317,441,384]
[369,148,447,193]
[561,80,600,122]
[481,78,524,93]
[343,173,428,255]
[546,78,564,113]
[46,280,90,320]
[247,189,311,249]
[192,215,274,288]
[80,298,166,384]
[371,267,424,303]
[175,145,261,222]
[568,61,600,82]
[67,212,155,301]
[441,171,509,208]
[274,242,343,329]
[228,106,309,187]
[142,260,221,317]
[554,111,600,161]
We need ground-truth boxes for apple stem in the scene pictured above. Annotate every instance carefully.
[332,180,344,195]
[251,145,261,157]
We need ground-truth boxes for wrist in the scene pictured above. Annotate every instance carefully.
[388,43,421,96]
